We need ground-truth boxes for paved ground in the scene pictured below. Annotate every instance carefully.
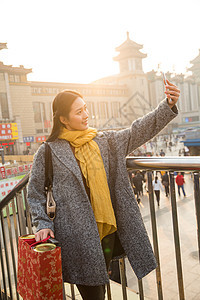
[125,172,200,299]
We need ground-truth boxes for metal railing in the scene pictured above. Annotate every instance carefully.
[0,156,200,299]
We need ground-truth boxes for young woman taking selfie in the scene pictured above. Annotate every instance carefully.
[27,80,180,300]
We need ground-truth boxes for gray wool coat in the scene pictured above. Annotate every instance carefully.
[27,99,178,285]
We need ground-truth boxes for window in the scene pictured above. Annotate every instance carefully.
[9,74,20,82]
[9,75,14,82]
[111,102,120,118]
[0,93,9,119]
[33,102,46,123]
[99,102,108,119]
[36,128,48,134]
[136,59,142,70]
[14,75,20,82]
[87,102,95,119]
[49,102,53,121]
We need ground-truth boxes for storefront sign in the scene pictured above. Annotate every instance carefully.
[36,136,46,143]
[0,123,19,140]
[23,136,34,143]
[0,166,6,179]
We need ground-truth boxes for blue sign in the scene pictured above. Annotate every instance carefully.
[23,136,34,143]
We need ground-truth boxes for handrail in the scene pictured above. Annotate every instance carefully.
[127,156,200,171]
[0,172,29,212]
[1,156,200,211]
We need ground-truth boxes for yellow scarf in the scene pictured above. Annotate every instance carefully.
[58,127,117,240]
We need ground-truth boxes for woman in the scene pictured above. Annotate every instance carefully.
[27,80,180,300]
[152,176,163,206]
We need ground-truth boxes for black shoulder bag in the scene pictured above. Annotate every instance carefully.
[44,142,56,221]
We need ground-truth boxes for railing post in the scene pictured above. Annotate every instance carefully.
[147,171,163,300]
[6,205,19,300]
[16,192,27,236]
[106,281,112,300]
[0,211,13,299]
[169,171,185,300]
[193,172,200,261]
[119,258,128,300]
[23,187,33,234]
[138,279,144,300]
[0,235,7,300]
[70,284,75,300]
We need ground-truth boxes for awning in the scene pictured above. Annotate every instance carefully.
[182,139,200,147]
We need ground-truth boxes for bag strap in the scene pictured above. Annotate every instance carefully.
[44,142,53,193]
[29,235,51,249]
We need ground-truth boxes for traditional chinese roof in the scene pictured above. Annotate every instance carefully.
[0,61,32,74]
[188,50,200,81]
[190,49,200,64]
[114,32,147,61]
[0,43,7,50]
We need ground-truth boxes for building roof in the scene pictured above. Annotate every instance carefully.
[190,49,200,64]
[0,43,7,50]
[115,32,143,51]
[114,32,147,61]
[0,61,32,74]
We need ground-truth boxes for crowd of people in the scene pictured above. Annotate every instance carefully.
[128,166,187,207]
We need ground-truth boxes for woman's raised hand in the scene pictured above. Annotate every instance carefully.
[164,79,180,109]
[35,228,55,242]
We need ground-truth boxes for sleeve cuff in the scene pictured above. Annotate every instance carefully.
[164,98,178,115]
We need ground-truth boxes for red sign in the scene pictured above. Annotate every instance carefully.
[18,166,24,173]
[24,165,29,171]
[44,120,51,128]
[0,166,6,179]
[6,168,12,176]
[12,167,18,175]
[36,136,46,143]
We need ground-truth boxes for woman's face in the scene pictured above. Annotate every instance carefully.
[60,97,89,131]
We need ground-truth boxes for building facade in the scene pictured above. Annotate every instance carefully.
[0,35,200,155]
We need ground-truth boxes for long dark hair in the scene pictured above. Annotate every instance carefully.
[46,90,83,142]
[155,176,158,184]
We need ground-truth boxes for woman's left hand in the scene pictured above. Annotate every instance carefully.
[164,79,180,109]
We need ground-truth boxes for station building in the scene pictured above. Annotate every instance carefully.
[0,35,200,155]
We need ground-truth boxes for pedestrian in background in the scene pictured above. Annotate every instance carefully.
[175,172,186,197]
[131,173,141,204]
[135,171,144,196]
[153,176,163,206]
[160,149,165,156]
[162,171,170,197]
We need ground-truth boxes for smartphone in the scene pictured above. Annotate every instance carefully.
[162,72,173,103]
[162,72,167,85]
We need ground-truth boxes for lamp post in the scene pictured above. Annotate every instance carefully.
[0,148,5,165]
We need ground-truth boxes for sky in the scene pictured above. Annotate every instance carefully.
[0,0,200,84]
